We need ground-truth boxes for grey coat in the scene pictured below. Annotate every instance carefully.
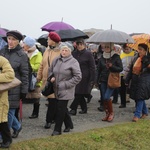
[0,45,29,108]
[49,55,82,100]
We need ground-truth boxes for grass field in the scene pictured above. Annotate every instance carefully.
[9,119,150,150]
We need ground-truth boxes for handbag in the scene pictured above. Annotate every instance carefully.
[42,80,54,96]
[0,77,21,92]
[28,72,37,92]
[107,72,121,88]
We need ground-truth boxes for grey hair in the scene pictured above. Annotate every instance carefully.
[60,45,72,52]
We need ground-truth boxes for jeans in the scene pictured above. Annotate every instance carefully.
[8,109,21,131]
[100,82,115,101]
[134,100,148,118]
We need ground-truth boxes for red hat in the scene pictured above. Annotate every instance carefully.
[48,32,61,43]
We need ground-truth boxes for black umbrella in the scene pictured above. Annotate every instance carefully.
[37,34,48,47]
[55,29,89,42]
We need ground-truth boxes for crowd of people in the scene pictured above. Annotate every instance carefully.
[0,29,150,148]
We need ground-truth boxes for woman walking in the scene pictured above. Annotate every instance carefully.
[125,43,150,122]
[97,43,123,122]
[49,45,82,136]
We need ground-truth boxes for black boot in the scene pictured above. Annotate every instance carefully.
[29,103,40,119]
[0,122,12,148]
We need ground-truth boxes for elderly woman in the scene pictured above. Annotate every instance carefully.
[49,45,82,136]
[37,32,61,129]
[0,30,29,138]
[22,36,43,119]
[0,56,15,148]
[97,43,123,122]
[125,43,150,122]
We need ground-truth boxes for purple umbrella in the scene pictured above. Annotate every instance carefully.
[41,21,74,32]
[0,28,9,37]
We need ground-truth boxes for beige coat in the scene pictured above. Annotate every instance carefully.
[37,47,60,98]
[0,56,15,123]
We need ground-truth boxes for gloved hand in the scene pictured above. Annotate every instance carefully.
[20,93,26,100]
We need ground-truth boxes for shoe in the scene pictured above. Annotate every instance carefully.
[87,95,93,103]
[132,117,139,122]
[119,105,126,108]
[0,141,12,148]
[51,131,61,136]
[69,110,76,115]
[63,128,71,132]
[12,126,22,138]
[29,114,38,119]
[140,114,148,119]
[112,101,118,104]
[97,106,104,112]
[79,110,87,114]
[44,122,51,129]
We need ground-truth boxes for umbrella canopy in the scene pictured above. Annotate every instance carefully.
[55,29,89,42]
[41,21,74,32]
[86,31,103,43]
[37,33,48,47]
[0,27,9,37]
[87,29,134,44]
[128,34,150,51]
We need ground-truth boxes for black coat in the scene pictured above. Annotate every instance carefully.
[125,54,150,100]
[97,54,123,83]
[72,49,96,94]
[0,45,29,108]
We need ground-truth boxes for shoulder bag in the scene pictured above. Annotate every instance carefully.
[107,72,121,88]
[0,77,22,92]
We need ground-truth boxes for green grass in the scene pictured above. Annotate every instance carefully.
[10,119,150,150]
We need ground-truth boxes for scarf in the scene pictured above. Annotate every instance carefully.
[103,51,116,59]
[132,57,142,75]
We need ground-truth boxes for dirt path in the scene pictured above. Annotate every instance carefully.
[13,89,150,143]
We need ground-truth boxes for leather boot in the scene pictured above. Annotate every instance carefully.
[29,103,40,119]
[102,101,109,121]
[107,100,114,122]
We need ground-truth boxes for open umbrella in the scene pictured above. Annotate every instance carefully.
[37,33,48,47]
[86,31,103,43]
[41,21,74,32]
[128,34,150,51]
[0,27,9,37]
[87,29,134,44]
[55,29,89,42]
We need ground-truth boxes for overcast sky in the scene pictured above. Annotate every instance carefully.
[1,0,150,38]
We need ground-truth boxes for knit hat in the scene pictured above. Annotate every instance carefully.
[7,30,23,41]
[23,36,36,47]
[138,43,148,51]
[48,32,61,43]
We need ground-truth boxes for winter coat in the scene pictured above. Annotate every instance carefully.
[125,54,150,100]
[72,49,96,94]
[49,55,82,100]
[0,45,29,108]
[0,56,15,123]
[97,53,123,83]
[26,48,43,99]
[37,47,60,98]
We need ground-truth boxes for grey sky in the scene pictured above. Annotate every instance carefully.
[1,0,150,38]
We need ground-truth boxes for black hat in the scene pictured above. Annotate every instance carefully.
[7,30,23,41]
[75,38,85,44]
